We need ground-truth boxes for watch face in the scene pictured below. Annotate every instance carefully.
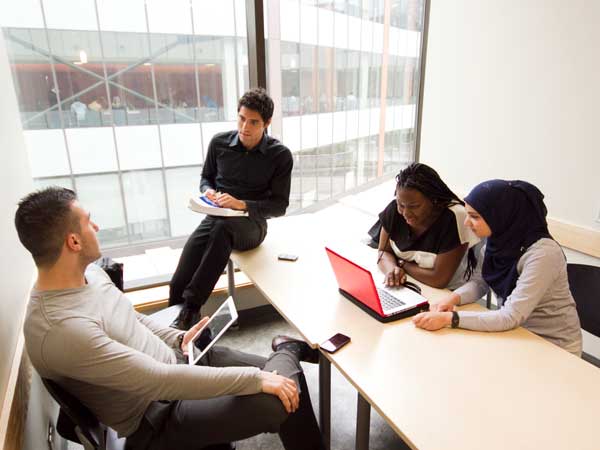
[452,312,459,328]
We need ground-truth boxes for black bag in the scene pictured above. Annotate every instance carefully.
[95,257,124,291]
[366,219,382,249]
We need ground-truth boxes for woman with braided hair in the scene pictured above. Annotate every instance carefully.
[377,163,480,290]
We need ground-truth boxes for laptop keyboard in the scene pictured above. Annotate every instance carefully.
[377,288,405,311]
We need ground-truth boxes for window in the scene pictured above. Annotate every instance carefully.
[2,0,426,250]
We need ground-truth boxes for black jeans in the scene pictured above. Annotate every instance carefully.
[125,346,324,450]
[169,215,267,311]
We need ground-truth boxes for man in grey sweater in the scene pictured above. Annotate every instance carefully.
[16,187,324,450]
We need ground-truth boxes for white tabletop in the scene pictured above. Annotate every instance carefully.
[232,214,600,450]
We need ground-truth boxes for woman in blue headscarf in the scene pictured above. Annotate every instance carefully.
[412,179,582,356]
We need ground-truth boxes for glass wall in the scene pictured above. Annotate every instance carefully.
[2,0,249,248]
[2,0,425,250]
[271,0,424,209]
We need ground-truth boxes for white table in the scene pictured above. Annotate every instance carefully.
[232,214,600,450]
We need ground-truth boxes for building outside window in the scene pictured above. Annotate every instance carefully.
[1,0,425,250]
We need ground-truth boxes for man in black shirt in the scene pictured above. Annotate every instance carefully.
[170,88,293,329]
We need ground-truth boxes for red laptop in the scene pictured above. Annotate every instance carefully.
[325,247,429,323]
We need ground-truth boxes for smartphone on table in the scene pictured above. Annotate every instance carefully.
[320,333,351,353]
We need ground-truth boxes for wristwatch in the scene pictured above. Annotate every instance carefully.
[177,333,185,349]
[397,258,406,268]
[451,311,460,329]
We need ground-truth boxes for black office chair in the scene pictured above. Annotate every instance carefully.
[567,263,600,367]
[42,378,125,450]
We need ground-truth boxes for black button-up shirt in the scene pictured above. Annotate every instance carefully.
[200,130,293,221]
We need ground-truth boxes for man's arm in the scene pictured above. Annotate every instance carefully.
[457,243,560,332]
[135,312,183,349]
[199,139,218,193]
[244,149,293,219]
[44,318,263,400]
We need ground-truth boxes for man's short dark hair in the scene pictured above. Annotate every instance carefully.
[237,88,274,123]
[15,187,79,268]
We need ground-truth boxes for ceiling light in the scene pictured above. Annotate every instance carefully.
[79,50,88,64]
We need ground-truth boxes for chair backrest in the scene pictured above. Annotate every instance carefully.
[42,378,107,450]
[567,263,600,338]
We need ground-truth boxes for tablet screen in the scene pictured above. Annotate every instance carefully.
[188,297,238,365]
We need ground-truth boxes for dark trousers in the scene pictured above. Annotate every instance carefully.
[126,346,324,450]
[170,216,267,311]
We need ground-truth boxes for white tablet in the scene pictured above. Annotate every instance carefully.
[187,296,238,365]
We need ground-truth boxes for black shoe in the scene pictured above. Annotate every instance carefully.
[170,307,199,330]
[271,335,320,364]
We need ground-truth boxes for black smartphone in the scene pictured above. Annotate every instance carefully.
[278,253,298,262]
[320,333,351,353]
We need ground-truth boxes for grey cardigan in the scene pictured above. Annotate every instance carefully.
[454,238,582,356]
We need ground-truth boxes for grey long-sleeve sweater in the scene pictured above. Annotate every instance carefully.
[454,238,582,356]
[24,264,262,437]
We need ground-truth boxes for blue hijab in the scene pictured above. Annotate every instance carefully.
[464,180,552,301]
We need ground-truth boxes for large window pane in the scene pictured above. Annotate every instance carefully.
[103,31,157,126]
[122,170,169,243]
[76,174,127,247]
[150,34,198,125]
[281,41,300,117]
[47,28,112,128]
[165,167,203,237]
[4,28,58,129]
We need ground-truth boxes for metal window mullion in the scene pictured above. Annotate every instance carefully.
[38,0,77,193]
[413,0,430,163]
[329,16,335,199]
[315,8,320,202]
[93,0,132,245]
[144,3,173,239]
[355,13,362,189]
[232,0,241,101]
[368,15,376,181]
[189,0,206,168]
[296,0,304,210]
[245,0,266,88]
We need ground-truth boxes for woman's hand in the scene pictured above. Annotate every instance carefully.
[430,293,461,312]
[384,266,407,287]
[181,316,210,355]
[412,311,452,331]
[260,370,299,413]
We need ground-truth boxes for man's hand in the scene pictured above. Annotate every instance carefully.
[181,316,210,355]
[384,266,406,287]
[204,189,217,201]
[259,370,299,414]
[412,311,452,331]
[215,192,247,211]
[430,293,461,312]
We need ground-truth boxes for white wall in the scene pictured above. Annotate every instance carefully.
[0,30,36,445]
[420,0,600,231]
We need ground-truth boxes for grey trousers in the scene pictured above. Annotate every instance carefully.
[126,346,324,450]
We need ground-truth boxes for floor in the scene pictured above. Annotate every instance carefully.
[215,307,413,450]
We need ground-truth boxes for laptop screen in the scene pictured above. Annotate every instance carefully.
[325,247,384,316]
